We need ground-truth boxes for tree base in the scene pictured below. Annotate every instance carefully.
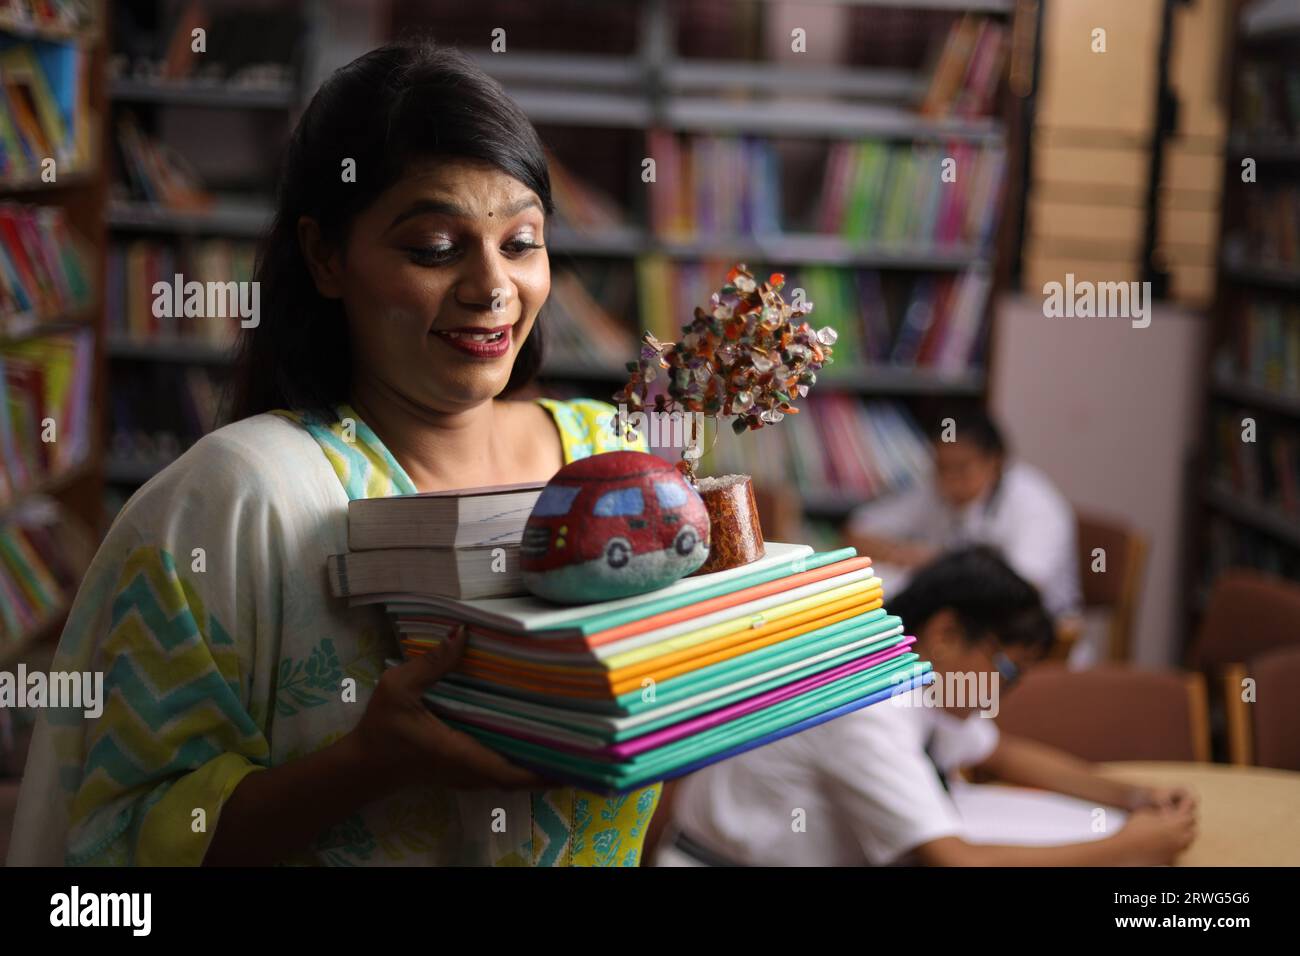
[690,473,766,575]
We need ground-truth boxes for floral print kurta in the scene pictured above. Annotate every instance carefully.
[8,398,660,866]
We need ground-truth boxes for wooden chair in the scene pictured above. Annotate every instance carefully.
[1224,645,1300,771]
[1189,569,1300,675]
[996,664,1211,762]
[1074,512,1147,661]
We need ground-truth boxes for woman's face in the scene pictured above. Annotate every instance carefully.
[320,158,550,413]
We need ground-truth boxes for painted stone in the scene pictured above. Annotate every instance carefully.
[521,450,711,604]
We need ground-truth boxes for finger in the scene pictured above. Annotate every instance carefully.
[440,727,547,790]
[389,625,468,693]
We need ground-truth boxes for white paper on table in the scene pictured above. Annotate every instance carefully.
[949,781,1129,846]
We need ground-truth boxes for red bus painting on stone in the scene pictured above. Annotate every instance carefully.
[520,450,711,604]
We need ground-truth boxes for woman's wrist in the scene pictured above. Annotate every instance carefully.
[335,728,412,801]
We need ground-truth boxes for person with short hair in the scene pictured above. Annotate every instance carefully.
[661,549,1196,866]
[845,409,1081,620]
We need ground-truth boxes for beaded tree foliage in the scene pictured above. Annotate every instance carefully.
[613,263,838,483]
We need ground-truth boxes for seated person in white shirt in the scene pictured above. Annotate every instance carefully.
[661,549,1196,867]
[844,409,1081,620]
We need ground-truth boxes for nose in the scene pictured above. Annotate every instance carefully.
[454,243,514,318]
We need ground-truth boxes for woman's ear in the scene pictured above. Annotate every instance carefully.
[297,216,343,299]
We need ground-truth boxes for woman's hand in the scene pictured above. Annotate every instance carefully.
[1114,804,1198,865]
[344,624,545,792]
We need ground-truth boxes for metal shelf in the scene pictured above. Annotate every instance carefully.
[106,335,237,364]
[0,314,93,347]
[663,97,1003,142]
[507,90,655,129]
[819,366,987,395]
[0,459,95,524]
[108,198,274,237]
[110,78,296,110]
[1210,373,1300,418]
[1204,483,1300,550]
[0,169,98,194]
[549,226,990,269]
[665,61,924,103]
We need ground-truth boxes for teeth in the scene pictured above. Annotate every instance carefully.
[441,330,506,341]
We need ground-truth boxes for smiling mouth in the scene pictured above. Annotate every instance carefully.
[431,325,512,343]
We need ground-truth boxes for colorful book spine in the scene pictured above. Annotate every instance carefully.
[0,201,90,335]
[0,326,93,504]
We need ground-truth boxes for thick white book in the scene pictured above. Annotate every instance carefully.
[327,543,524,601]
[346,479,546,551]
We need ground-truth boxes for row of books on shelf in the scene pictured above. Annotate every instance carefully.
[818,141,1003,247]
[918,14,1008,119]
[113,112,211,211]
[547,147,625,235]
[1236,60,1300,143]
[796,265,991,373]
[637,257,991,375]
[542,270,635,369]
[0,326,92,505]
[1206,516,1300,585]
[645,131,778,240]
[1218,295,1300,398]
[646,133,1004,250]
[106,238,254,343]
[703,396,932,505]
[1213,407,1299,522]
[0,39,92,182]
[107,363,224,478]
[1233,185,1300,270]
[0,202,90,334]
[0,500,86,649]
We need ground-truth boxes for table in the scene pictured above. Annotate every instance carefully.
[1101,761,1300,866]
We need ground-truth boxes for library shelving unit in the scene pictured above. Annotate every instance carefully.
[0,2,108,669]
[390,0,1034,544]
[101,1,306,506]
[1189,0,1300,620]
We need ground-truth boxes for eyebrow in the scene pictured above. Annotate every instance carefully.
[385,195,543,232]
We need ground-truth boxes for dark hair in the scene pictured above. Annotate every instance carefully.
[927,407,1007,457]
[889,547,1054,654]
[229,40,552,421]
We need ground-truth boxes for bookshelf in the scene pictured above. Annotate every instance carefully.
[391,0,1033,541]
[102,1,307,502]
[0,1,107,669]
[1189,1,1300,627]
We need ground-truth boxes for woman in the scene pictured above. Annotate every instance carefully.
[9,42,659,866]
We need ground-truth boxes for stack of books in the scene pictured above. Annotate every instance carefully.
[327,480,546,602]
[334,489,931,793]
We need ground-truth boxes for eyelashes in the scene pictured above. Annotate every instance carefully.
[405,239,545,267]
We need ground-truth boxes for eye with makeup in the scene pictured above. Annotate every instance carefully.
[403,231,546,267]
